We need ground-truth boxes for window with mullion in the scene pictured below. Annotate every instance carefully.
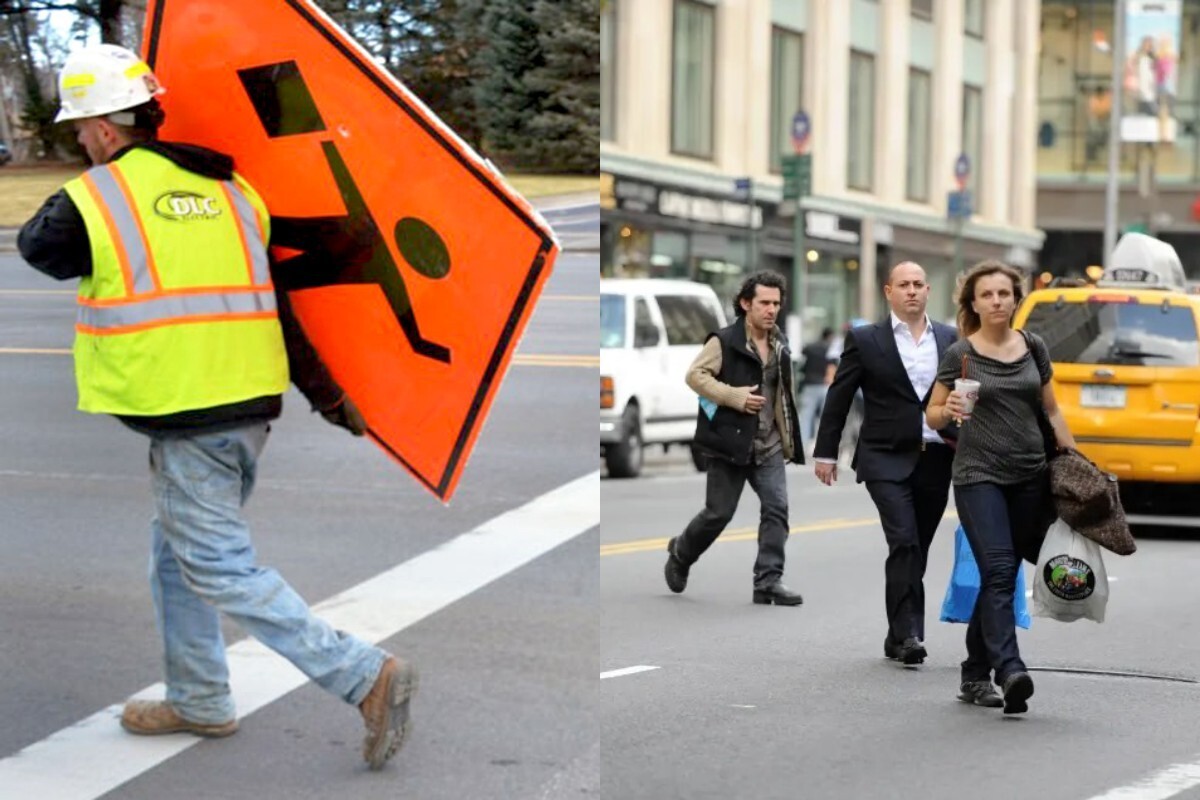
[906,68,931,201]
[847,50,876,191]
[769,28,804,173]
[962,85,983,204]
[601,0,617,141]
[671,0,715,159]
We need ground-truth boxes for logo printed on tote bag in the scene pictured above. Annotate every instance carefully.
[1043,555,1095,601]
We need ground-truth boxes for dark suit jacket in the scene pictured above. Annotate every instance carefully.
[814,318,958,483]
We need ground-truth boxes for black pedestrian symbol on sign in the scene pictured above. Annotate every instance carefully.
[238,60,451,364]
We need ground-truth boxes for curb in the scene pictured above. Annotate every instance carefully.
[0,229,16,254]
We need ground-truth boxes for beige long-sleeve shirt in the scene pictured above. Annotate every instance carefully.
[686,321,795,462]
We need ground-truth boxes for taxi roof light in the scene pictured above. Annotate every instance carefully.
[1097,233,1188,292]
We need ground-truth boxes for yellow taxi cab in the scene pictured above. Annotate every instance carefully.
[1013,233,1200,526]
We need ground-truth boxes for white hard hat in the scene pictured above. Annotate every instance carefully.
[55,44,165,123]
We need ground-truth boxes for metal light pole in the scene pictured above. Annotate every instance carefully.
[1104,0,1126,267]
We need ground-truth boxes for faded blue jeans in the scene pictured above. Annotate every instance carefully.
[147,422,386,725]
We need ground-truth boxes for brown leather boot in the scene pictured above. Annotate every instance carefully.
[120,700,238,738]
[359,655,419,770]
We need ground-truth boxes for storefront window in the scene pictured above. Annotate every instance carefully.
[672,0,715,159]
[694,234,749,310]
[1037,2,1200,182]
[610,224,653,277]
[770,28,804,174]
[651,230,690,278]
[806,253,859,339]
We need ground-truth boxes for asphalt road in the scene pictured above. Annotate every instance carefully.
[0,206,599,799]
[601,450,1200,800]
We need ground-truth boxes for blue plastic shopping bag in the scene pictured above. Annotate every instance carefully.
[940,524,1031,629]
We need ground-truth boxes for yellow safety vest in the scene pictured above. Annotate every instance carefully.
[64,148,289,416]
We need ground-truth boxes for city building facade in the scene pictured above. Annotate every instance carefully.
[601,0,1044,338]
[1037,0,1200,279]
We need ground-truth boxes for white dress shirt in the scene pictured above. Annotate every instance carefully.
[815,315,944,464]
[890,311,943,444]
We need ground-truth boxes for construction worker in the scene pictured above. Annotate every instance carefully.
[17,44,415,770]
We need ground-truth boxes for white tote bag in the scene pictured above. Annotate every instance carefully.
[1032,518,1109,623]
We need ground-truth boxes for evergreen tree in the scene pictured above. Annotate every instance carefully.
[527,0,598,173]
[472,0,545,170]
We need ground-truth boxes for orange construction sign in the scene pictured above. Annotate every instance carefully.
[142,0,559,501]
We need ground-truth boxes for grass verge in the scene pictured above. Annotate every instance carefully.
[0,165,80,227]
[0,164,597,227]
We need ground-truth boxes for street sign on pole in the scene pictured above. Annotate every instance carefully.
[734,177,751,197]
[781,154,812,201]
[947,190,972,220]
[791,110,811,154]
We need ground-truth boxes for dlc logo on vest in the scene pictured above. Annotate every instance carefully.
[154,191,222,221]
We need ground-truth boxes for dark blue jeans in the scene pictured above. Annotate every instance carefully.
[675,451,789,588]
[954,474,1048,684]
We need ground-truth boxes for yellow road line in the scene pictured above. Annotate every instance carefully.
[512,354,598,368]
[601,510,959,557]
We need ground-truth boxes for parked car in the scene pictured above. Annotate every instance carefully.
[0,143,11,166]
[600,278,727,478]
[1014,233,1200,527]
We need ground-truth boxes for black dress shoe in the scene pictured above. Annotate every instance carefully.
[883,637,901,660]
[895,637,927,665]
[1001,671,1034,715]
[752,582,804,606]
[957,680,1003,708]
[664,537,690,594]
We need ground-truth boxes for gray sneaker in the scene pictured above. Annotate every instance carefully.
[957,680,1003,708]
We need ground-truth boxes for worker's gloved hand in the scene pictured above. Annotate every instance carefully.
[320,395,367,436]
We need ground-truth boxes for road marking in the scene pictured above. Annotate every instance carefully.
[0,470,599,800]
[730,705,757,709]
[600,510,960,557]
[0,347,71,355]
[600,666,661,680]
[0,289,75,295]
[512,354,598,368]
[1082,758,1200,800]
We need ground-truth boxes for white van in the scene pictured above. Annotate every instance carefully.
[600,278,727,477]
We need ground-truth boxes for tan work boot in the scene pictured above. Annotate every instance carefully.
[359,655,419,770]
[121,700,238,738]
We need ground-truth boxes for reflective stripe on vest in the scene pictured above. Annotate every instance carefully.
[77,162,272,334]
[77,288,277,333]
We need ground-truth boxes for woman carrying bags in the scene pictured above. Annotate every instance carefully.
[926,261,1076,715]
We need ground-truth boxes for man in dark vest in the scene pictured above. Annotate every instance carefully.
[664,272,805,605]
